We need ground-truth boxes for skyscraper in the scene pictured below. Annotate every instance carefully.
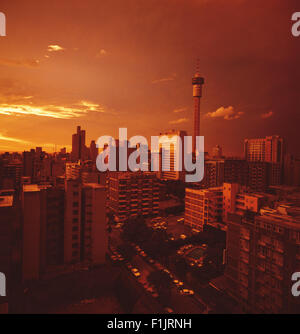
[158,130,187,181]
[244,135,284,185]
[244,135,284,164]
[192,68,204,154]
[71,126,87,162]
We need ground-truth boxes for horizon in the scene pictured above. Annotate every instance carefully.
[0,0,299,156]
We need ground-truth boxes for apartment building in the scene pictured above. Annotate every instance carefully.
[108,172,159,221]
[81,183,107,265]
[64,179,82,264]
[225,193,300,313]
[22,184,64,281]
[185,187,223,232]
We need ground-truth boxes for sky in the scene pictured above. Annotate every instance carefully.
[0,0,299,156]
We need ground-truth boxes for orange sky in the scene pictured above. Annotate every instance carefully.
[0,0,299,156]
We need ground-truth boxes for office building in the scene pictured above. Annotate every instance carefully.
[71,126,87,162]
[158,130,187,181]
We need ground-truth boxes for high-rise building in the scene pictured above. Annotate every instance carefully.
[244,135,284,185]
[247,161,269,192]
[192,69,204,154]
[284,154,300,186]
[21,184,64,281]
[158,130,187,181]
[224,158,248,186]
[1,162,22,190]
[64,179,82,264]
[108,172,159,222]
[199,159,224,188]
[22,150,35,178]
[185,187,223,232]
[71,126,87,162]
[81,184,107,265]
[90,140,98,163]
[0,192,17,313]
[225,201,300,313]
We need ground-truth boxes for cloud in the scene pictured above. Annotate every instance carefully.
[96,49,108,57]
[206,106,243,120]
[0,100,105,119]
[261,111,273,119]
[0,58,40,68]
[0,133,31,144]
[169,117,189,124]
[47,45,65,52]
[152,73,177,84]
[78,100,105,112]
[173,107,187,113]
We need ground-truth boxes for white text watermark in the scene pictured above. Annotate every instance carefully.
[96,128,204,183]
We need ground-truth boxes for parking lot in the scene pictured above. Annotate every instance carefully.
[146,214,194,240]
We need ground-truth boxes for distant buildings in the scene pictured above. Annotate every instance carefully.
[108,172,159,222]
[212,145,223,159]
[284,154,300,186]
[66,161,82,180]
[244,135,284,186]
[72,126,88,162]
[0,161,22,190]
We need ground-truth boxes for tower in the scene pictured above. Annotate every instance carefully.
[192,64,204,155]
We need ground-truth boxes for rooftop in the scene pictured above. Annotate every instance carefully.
[23,184,52,192]
[0,196,13,208]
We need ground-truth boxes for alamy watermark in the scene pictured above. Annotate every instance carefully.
[95,128,204,183]
[291,272,300,297]
[0,12,6,36]
[0,272,6,297]
[292,12,300,37]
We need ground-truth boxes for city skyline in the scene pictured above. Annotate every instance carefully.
[0,0,299,156]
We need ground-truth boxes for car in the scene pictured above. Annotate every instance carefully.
[173,279,179,285]
[132,271,141,277]
[180,234,187,240]
[164,307,174,314]
[180,289,194,296]
[151,292,159,298]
